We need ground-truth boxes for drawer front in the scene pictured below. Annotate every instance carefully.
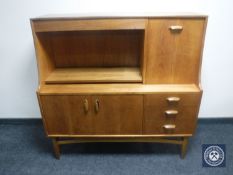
[145,18,206,84]
[143,93,201,135]
[144,93,201,107]
[144,106,199,134]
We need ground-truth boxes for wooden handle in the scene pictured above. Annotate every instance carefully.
[84,99,88,113]
[163,124,176,130]
[167,97,180,103]
[165,110,178,117]
[95,99,100,113]
[169,25,183,32]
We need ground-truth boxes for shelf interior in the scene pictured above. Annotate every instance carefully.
[45,67,142,84]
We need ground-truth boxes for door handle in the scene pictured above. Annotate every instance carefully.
[163,124,176,131]
[84,99,89,113]
[169,25,183,32]
[95,99,100,113]
[165,110,178,117]
[167,97,180,103]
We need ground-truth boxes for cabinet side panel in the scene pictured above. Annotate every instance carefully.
[31,21,55,84]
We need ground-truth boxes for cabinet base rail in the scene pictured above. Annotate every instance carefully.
[51,136,189,159]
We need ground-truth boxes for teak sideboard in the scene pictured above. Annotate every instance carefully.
[31,13,207,159]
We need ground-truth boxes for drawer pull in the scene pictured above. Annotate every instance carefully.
[84,99,89,113]
[167,97,180,102]
[163,124,176,130]
[95,99,100,113]
[167,97,180,104]
[165,110,178,116]
[169,25,183,32]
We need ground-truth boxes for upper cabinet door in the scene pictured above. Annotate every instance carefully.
[92,95,143,135]
[145,18,206,84]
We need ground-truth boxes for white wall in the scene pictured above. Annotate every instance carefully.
[0,0,233,118]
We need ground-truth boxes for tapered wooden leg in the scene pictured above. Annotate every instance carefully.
[52,138,60,159]
[181,137,189,159]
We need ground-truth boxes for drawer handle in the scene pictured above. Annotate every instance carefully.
[167,97,180,103]
[169,25,183,32]
[84,99,89,113]
[163,124,176,130]
[95,99,100,113]
[165,110,178,116]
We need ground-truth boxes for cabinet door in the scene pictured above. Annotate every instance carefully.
[145,18,206,84]
[40,95,93,135]
[92,95,143,134]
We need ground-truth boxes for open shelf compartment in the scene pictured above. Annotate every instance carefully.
[36,29,145,84]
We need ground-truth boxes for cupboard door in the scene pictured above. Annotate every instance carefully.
[145,18,206,84]
[92,95,143,134]
[40,95,93,135]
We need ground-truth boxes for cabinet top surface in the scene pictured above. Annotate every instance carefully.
[31,12,207,20]
[38,84,201,95]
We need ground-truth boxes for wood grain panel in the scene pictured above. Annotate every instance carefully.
[144,105,199,135]
[92,95,143,134]
[49,30,143,68]
[145,18,206,84]
[40,96,72,135]
[144,93,202,107]
[173,19,206,83]
[39,84,201,95]
[45,67,142,84]
[67,96,93,135]
[31,29,55,84]
[146,19,176,83]
[32,19,146,32]
[40,95,93,135]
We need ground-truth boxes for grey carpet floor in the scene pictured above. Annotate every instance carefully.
[0,121,232,175]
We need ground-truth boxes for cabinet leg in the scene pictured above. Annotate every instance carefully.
[181,137,189,159]
[52,138,60,159]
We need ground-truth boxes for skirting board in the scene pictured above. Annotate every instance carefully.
[0,118,233,125]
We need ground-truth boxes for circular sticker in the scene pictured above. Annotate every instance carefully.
[204,146,225,166]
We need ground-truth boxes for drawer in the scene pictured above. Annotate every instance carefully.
[144,93,201,107]
[143,106,199,135]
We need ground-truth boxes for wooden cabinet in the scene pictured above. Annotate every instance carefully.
[31,13,207,159]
